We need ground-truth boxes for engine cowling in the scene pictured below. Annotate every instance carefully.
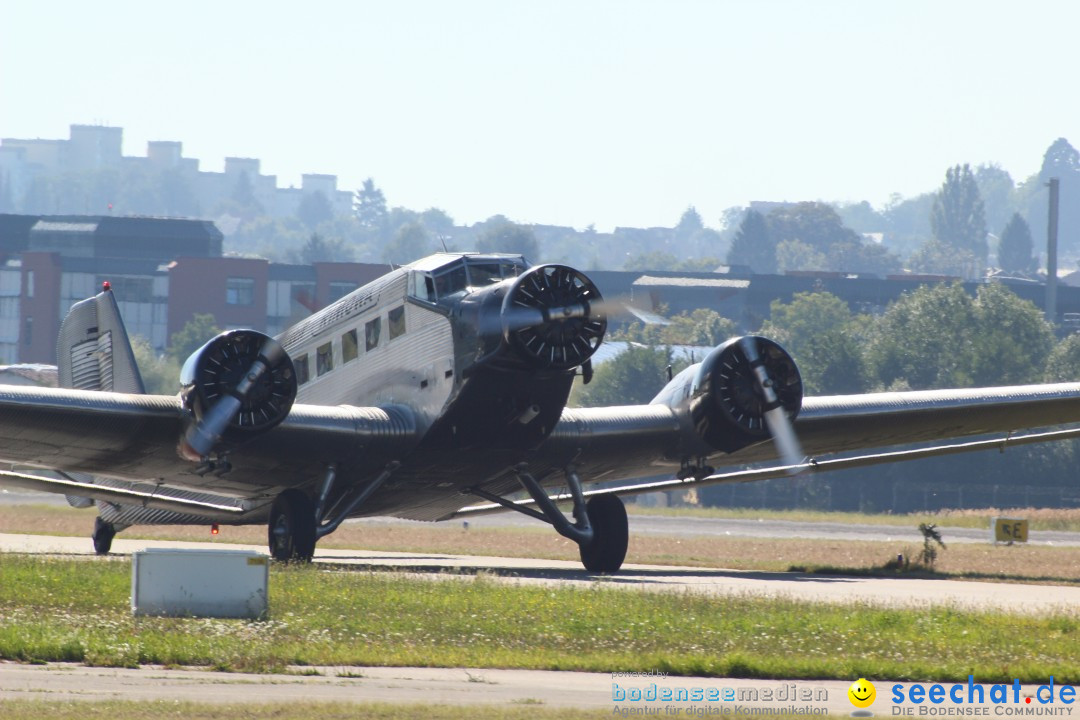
[501,264,606,371]
[178,330,297,459]
[688,335,803,454]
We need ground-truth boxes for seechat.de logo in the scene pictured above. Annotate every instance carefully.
[849,678,876,717]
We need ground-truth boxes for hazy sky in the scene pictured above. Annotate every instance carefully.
[3,1,1078,231]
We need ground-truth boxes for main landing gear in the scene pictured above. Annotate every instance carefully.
[267,462,399,562]
[466,465,629,573]
[92,516,117,555]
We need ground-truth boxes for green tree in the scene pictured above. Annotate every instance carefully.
[660,309,736,347]
[477,220,539,260]
[384,221,432,264]
[131,336,182,395]
[974,164,1016,238]
[760,292,867,394]
[296,191,334,231]
[168,314,222,364]
[767,202,858,253]
[775,239,826,273]
[908,237,975,277]
[997,213,1036,273]
[674,206,704,244]
[574,345,682,407]
[865,283,978,390]
[762,202,901,275]
[1022,137,1080,257]
[882,191,935,258]
[968,282,1053,386]
[726,210,775,273]
[930,164,987,274]
[353,178,388,237]
[1045,333,1080,382]
[419,207,455,239]
[865,283,1052,390]
[291,232,354,264]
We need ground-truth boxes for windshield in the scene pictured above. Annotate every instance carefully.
[409,256,528,304]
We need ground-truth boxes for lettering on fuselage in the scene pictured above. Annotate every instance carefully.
[308,291,379,337]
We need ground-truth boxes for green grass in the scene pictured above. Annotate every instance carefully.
[0,700,605,720]
[1,555,1079,682]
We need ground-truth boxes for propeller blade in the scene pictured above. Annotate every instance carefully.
[739,336,805,473]
[180,339,281,460]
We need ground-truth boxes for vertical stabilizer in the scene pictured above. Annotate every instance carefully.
[57,285,146,394]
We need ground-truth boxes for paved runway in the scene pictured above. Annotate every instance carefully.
[0,661,1056,713]
[3,531,1079,615]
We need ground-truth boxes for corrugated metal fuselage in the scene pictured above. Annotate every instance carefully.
[275,268,578,521]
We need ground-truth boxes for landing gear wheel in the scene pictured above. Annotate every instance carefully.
[92,516,116,555]
[268,490,317,562]
[578,495,628,573]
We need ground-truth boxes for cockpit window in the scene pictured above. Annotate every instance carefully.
[408,256,528,304]
[434,263,468,298]
[467,262,502,287]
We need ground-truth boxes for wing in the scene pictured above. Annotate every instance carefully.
[538,381,1080,486]
[0,384,418,512]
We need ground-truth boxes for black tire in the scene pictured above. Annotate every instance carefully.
[579,495,628,573]
[92,516,116,555]
[268,490,317,562]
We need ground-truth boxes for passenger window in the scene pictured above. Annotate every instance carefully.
[388,306,406,340]
[410,271,436,302]
[316,342,333,376]
[342,329,358,363]
[365,317,381,351]
[295,354,310,385]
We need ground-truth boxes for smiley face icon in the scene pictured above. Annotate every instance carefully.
[848,678,876,708]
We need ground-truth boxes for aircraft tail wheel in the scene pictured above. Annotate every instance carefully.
[92,516,116,555]
[268,489,317,562]
[579,495,628,573]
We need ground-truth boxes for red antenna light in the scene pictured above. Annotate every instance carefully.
[102,281,111,292]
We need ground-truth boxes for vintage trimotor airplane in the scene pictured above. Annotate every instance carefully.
[4,252,1080,573]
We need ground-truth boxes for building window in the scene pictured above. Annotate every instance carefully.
[99,276,152,303]
[25,271,34,299]
[342,329,358,363]
[295,354,310,385]
[316,341,333,376]
[365,317,381,351]
[328,282,357,304]
[388,306,406,340]
[22,317,32,346]
[226,277,255,306]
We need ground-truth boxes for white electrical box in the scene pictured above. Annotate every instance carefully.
[131,548,269,618]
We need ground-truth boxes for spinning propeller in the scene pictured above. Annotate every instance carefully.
[738,336,806,472]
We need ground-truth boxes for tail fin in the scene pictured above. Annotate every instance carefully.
[57,284,146,394]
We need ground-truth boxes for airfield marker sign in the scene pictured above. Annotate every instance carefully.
[991,517,1028,544]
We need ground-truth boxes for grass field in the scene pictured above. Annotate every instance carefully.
[1,555,1079,682]
[0,700,607,720]
[2,503,1079,584]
